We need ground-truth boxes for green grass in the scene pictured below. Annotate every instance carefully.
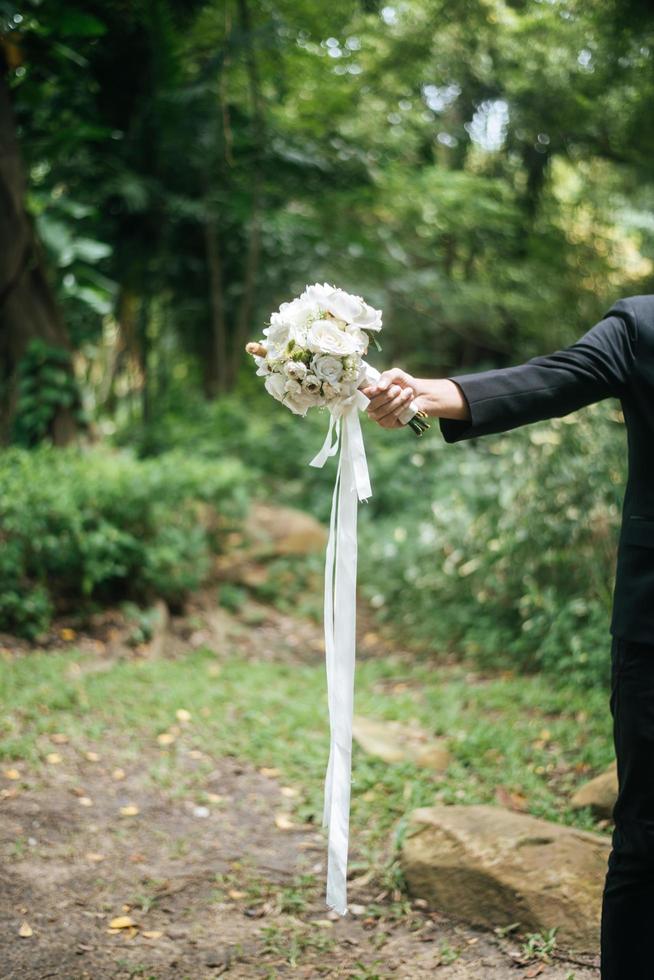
[0,643,614,873]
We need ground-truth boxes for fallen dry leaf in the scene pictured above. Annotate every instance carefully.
[157,733,175,746]
[46,753,62,765]
[228,889,246,900]
[120,805,140,817]
[274,813,295,830]
[206,792,223,803]
[260,767,280,777]
[109,916,136,930]
[18,921,33,938]
[85,852,105,863]
[59,628,77,641]
[495,786,529,813]
[112,768,126,780]
[50,732,69,744]
[4,768,20,780]
[176,708,192,723]
[78,796,93,807]
[85,751,100,762]
[142,930,163,940]
[280,786,299,798]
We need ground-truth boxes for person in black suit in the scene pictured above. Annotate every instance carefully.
[361,294,654,980]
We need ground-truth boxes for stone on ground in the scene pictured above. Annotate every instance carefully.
[247,503,328,556]
[571,764,617,819]
[352,715,450,771]
[400,803,610,952]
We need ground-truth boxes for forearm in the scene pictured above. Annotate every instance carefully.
[412,378,471,420]
[435,307,638,443]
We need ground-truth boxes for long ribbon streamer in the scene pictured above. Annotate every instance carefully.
[309,395,372,916]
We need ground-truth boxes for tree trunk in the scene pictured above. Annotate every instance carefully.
[204,215,228,396]
[228,0,264,389]
[0,71,77,445]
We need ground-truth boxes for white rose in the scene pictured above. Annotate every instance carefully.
[347,328,370,354]
[264,372,286,402]
[302,373,322,394]
[301,282,335,305]
[306,319,361,356]
[283,388,321,416]
[311,354,343,384]
[323,288,365,324]
[284,360,307,380]
[350,300,382,332]
[322,380,343,400]
[254,355,271,376]
[277,296,315,327]
[300,283,383,332]
[264,306,313,355]
[263,318,291,356]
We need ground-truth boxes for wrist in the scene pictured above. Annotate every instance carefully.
[412,378,470,420]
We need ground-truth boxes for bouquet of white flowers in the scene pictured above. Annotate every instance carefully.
[246,284,428,918]
[246,282,429,435]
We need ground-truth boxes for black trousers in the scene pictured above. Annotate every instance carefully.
[600,635,654,979]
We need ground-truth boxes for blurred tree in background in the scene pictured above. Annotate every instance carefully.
[1,0,654,681]
[2,0,654,442]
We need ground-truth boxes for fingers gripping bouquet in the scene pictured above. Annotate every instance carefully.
[245,282,429,435]
[246,284,428,918]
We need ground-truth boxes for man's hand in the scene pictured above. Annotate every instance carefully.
[362,369,471,428]
[361,368,420,428]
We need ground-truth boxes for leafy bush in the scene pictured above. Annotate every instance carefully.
[12,339,87,447]
[0,446,250,638]
[116,385,627,686]
[113,377,421,524]
[358,401,626,687]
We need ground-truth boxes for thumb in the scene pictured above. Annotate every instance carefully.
[375,367,413,392]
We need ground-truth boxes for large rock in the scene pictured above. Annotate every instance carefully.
[571,764,617,819]
[248,504,328,557]
[352,716,450,771]
[401,804,610,952]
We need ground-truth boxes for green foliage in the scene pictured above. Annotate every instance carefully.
[520,928,558,964]
[0,446,251,637]
[2,0,647,688]
[6,0,654,419]
[12,339,85,447]
[358,402,625,687]
[122,388,625,687]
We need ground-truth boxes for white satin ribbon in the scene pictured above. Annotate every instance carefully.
[309,397,372,916]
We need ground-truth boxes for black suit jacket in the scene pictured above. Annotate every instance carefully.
[439,294,654,644]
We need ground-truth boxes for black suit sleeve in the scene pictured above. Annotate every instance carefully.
[438,298,639,444]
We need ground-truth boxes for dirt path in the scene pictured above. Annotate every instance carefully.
[0,598,601,979]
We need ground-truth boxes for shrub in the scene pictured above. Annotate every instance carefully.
[115,384,627,686]
[0,446,251,638]
[358,401,626,687]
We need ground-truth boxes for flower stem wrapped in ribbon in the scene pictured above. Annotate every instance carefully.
[246,283,428,916]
